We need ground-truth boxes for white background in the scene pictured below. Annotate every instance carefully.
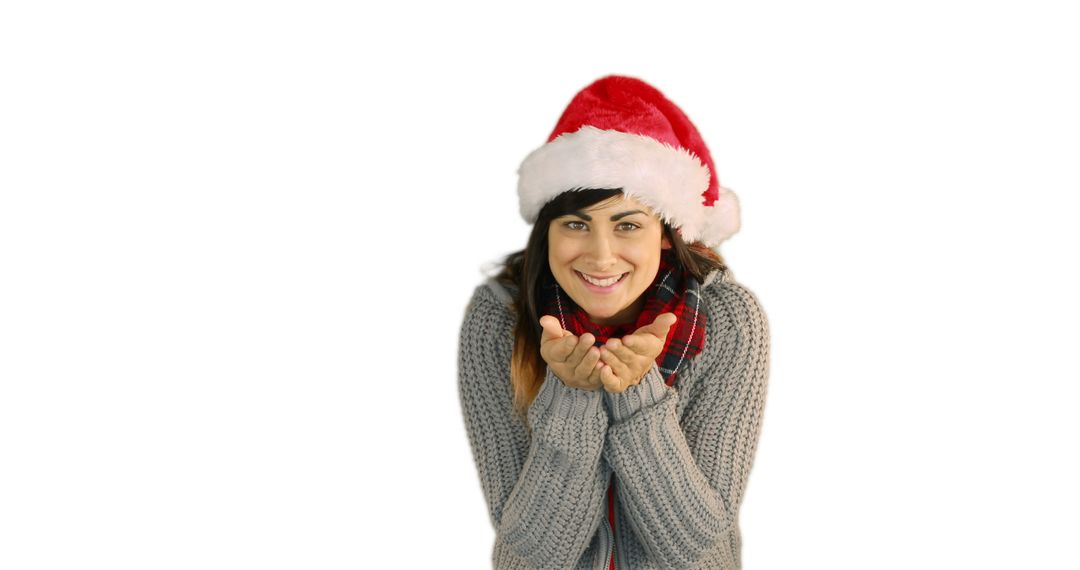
[2,1,1078,568]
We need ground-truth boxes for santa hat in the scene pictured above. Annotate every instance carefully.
[517,75,740,248]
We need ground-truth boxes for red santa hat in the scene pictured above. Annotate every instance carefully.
[517,75,740,248]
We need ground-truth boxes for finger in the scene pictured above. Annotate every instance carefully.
[549,333,579,362]
[539,315,566,342]
[599,345,635,384]
[541,327,578,363]
[604,338,639,363]
[623,334,660,356]
[636,312,677,340]
[621,333,662,357]
[566,333,595,366]
[587,357,603,385]
[600,364,624,393]
[654,312,678,333]
[574,345,601,379]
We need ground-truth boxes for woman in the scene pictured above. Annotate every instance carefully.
[458,75,770,570]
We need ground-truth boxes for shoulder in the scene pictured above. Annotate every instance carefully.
[482,276,519,307]
[462,277,518,334]
[701,275,767,320]
[698,275,770,355]
[459,279,518,390]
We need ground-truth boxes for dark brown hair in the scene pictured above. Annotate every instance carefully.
[493,188,729,418]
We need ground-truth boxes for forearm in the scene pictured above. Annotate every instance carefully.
[603,365,734,567]
[492,369,610,568]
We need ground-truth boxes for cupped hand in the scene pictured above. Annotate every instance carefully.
[538,315,604,391]
[597,312,677,394]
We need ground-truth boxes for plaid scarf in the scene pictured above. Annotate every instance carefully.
[538,248,707,387]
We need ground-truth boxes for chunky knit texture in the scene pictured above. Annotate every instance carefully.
[458,273,770,569]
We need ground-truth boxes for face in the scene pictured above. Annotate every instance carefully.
[548,194,672,325]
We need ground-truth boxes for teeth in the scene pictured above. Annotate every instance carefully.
[580,272,624,287]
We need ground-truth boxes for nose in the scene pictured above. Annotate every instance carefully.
[584,232,617,271]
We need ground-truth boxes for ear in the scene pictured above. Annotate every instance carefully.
[661,235,672,250]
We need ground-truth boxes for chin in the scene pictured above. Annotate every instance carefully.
[585,303,625,321]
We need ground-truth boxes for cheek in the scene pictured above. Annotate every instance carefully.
[627,247,656,268]
[629,250,662,280]
[548,241,577,265]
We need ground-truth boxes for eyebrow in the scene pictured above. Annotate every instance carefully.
[568,209,646,222]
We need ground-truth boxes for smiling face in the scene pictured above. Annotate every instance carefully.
[547,194,672,325]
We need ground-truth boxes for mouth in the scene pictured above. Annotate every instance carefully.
[575,270,629,293]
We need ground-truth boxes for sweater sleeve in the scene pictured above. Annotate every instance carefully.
[458,285,611,569]
[600,281,770,569]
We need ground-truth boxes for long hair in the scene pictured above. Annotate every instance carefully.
[492,188,729,419]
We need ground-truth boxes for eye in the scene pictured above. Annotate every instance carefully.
[564,221,587,231]
[617,222,640,231]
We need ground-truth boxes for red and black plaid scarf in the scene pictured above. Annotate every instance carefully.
[538,248,707,387]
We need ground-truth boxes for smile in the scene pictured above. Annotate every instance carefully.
[576,270,628,291]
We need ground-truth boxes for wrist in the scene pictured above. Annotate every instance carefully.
[529,366,606,422]
[603,363,670,422]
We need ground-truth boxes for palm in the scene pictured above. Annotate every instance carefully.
[597,313,677,393]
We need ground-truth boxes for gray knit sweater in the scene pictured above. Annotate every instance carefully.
[457,272,770,570]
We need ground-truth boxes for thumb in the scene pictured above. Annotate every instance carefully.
[641,312,677,339]
[539,315,565,341]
